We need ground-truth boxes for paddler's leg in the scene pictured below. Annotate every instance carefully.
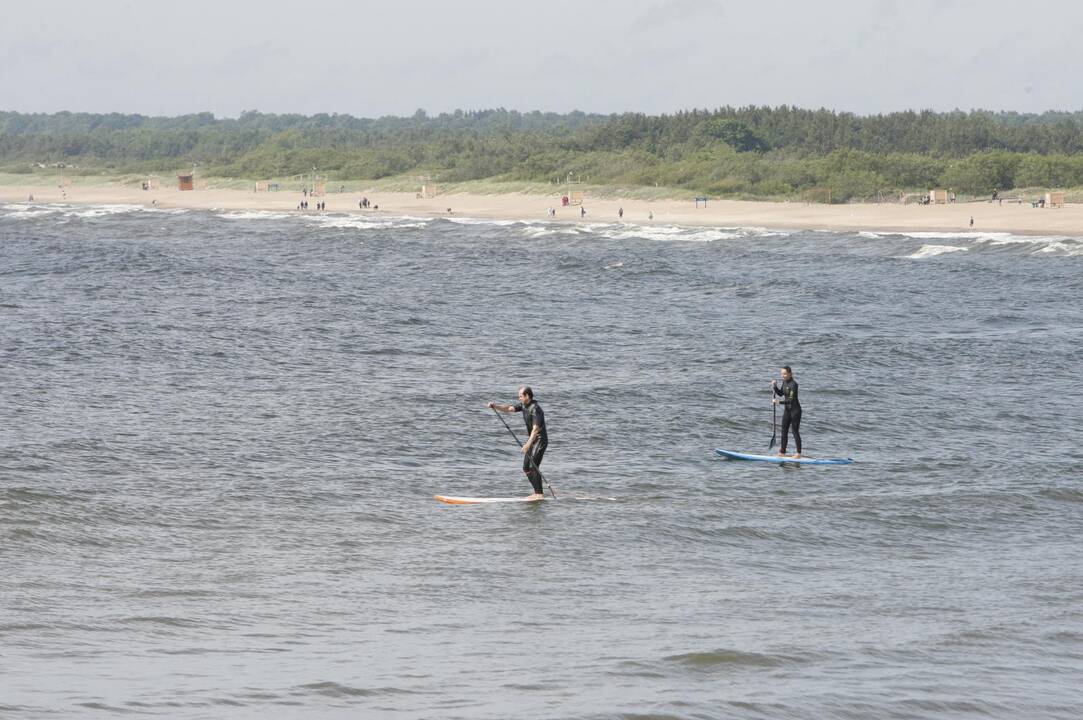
[791,411,802,458]
[523,445,546,499]
[779,410,791,456]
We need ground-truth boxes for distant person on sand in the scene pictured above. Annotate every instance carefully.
[772,366,802,458]
[970,216,974,227]
[580,206,586,218]
[618,207,623,219]
[487,386,548,500]
[648,211,654,221]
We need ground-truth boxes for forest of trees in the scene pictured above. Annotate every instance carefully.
[3,107,1083,201]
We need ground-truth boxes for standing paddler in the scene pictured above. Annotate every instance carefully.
[771,366,802,458]
[487,386,548,499]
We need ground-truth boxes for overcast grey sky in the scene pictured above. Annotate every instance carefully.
[3,0,1080,118]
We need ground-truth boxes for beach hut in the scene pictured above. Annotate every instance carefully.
[1045,191,1065,208]
[929,189,948,204]
[178,173,194,191]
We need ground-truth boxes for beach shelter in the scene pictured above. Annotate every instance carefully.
[178,174,194,191]
[1045,191,1065,208]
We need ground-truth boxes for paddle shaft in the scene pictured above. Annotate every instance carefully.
[490,408,557,498]
[769,383,778,449]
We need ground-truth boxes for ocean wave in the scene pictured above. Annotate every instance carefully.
[306,214,430,230]
[63,204,147,218]
[521,222,779,243]
[976,234,1083,256]
[862,229,1083,256]
[215,210,295,221]
[902,244,969,259]
[0,206,58,219]
[443,216,521,226]
[663,649,792,668]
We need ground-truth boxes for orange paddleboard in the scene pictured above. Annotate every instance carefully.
[434,495,545,505]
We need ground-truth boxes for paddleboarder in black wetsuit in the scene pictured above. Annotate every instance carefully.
[772,366,802,458]
[487,386,548,499]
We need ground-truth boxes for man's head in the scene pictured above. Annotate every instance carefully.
[518,386,534,403]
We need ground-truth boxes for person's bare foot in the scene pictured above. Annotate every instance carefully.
[526,493,545,501]
[793,453,802,459]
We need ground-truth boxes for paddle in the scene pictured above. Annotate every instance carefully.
[768,383,778,450]
[490,407,557,499]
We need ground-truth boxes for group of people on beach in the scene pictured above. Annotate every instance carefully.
[488,367,804,500]
[297,200,326,211]
[544,205,650,221]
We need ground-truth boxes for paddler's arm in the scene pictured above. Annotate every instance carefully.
[522,425,540,454]
[487,401,518,413]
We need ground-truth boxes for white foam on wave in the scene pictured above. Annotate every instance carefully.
[567,222,764,243]
[521,225,562,239]
[3,203,157,219]
[307,214,430,230]
[444,216,520,227]
[903,244,969,259]
[863,228,1083,256]
[216,210,295,221]
[1,205,58,218]
[65,204,147,218]
[974,233,1083,250]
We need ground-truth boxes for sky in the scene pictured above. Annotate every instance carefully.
[2,0,1081,118]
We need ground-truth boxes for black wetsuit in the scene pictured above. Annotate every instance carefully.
[514,399,548,494]
[773,379,802,454]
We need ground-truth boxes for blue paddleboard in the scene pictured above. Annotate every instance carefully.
[715,448,854,465]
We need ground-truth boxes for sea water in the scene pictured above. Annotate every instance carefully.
[2,204,1081,719]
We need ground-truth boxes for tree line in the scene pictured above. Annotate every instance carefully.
[4,107,1083,201]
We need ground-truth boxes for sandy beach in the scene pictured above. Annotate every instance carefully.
[3,181,1082,237]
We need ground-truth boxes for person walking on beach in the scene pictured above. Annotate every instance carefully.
[580,206,586,218]
[487,387,548,499]
[618,207,624,219]
[772,366,802,458]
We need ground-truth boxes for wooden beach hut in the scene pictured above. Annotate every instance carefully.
[1045,191,1065,208]
[178,173,194,191]
[929,188,948,204]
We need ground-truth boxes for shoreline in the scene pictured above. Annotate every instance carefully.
[3,182,1083,237]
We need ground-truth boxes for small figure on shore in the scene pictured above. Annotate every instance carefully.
[949,192,956,204]
[27,194,34,202]
[447,207,452,214]
[580,206,586,218]
[648,211,654,221]
[618,207,624,219]
[970,216,974,227]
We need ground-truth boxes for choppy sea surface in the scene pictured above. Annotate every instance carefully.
[2,203,1082,719]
